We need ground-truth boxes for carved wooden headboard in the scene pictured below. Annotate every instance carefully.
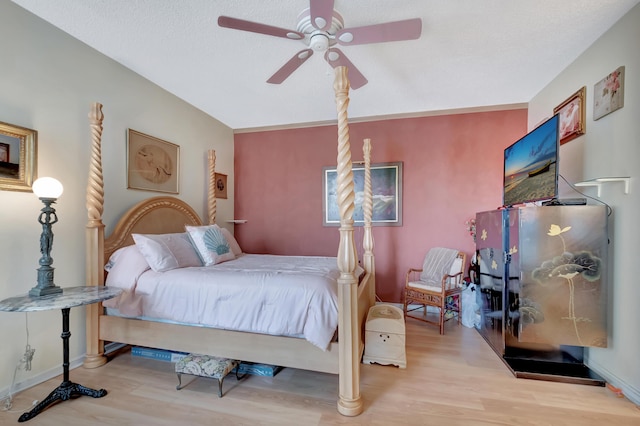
[103,196,203,263]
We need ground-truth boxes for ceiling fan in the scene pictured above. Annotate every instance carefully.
[218,0,422,89]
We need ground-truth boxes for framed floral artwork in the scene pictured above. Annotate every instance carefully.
[554,86,586,145]
[593,66,625,120]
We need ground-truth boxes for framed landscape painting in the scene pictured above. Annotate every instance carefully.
[323,161,402,227]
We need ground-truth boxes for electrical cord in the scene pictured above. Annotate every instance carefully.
[22,312,35,372]
[559,174,613,245]
[559,174,613,216]
[0,313,37,412]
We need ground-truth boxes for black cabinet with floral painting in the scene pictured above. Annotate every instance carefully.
[475,205,608,385]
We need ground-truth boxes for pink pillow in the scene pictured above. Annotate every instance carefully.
[104,245,150,291]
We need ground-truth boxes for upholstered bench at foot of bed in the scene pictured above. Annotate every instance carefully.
[175,354,245,397]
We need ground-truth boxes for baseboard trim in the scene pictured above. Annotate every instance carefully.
[0,355,84,403]
[587,357,640,405]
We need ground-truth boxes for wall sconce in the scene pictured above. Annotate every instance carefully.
[29,177,64,297]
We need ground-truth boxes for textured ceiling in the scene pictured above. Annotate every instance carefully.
[11,0,640,130]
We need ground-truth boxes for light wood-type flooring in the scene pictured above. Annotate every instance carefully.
[3,321,639,425]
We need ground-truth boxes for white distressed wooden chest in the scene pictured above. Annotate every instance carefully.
[362,304,406,368]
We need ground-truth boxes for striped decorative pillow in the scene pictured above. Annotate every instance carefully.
[419,247,459,284]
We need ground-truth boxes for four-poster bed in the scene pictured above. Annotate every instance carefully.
[83,66,376,416]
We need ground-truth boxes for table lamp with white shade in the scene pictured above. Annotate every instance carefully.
[30,177,64,297]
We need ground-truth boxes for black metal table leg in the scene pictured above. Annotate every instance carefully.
[18,308,107,422]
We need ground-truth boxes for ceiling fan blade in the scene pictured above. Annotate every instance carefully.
[310,0,335,31]
[218,16,304,40]
[324,48,368,89]
[267,49,314,84]
[336,18,422,46]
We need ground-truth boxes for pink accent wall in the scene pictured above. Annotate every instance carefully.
[234,109,528,302]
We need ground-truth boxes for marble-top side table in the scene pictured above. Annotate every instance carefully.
[0,286,122,422]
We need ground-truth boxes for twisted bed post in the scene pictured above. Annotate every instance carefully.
[84,102,107,368]
[207,150,216,225]
[334,66,363,417]
[362,138,376,306]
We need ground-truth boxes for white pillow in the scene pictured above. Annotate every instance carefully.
[132,232,202,272]
[220,227,243,256]
[104,245,150,291]
[185,224,236,266]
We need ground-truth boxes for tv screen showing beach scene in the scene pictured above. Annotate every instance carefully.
[503,114,559,207]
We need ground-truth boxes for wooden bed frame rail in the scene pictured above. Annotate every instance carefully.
[84,67,375,416]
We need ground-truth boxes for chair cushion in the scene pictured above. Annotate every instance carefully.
[419,248,459,283]
[407,280,442,292]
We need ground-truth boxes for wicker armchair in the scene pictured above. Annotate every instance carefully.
[403,248,467,334]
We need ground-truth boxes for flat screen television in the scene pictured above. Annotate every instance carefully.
[503,114,559,207]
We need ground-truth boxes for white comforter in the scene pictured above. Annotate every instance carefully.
[127,254,344,350]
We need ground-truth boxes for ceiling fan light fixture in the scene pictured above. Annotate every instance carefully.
[219,2,421,89]
[309,33,330,51]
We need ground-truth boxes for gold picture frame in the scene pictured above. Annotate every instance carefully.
[127,129,179,193]
[215,173,228,199]
[0,121,37,192]
[553,86,586,145]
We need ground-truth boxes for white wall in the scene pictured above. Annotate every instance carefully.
[0,1,234,399]
[529,4,640,404]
